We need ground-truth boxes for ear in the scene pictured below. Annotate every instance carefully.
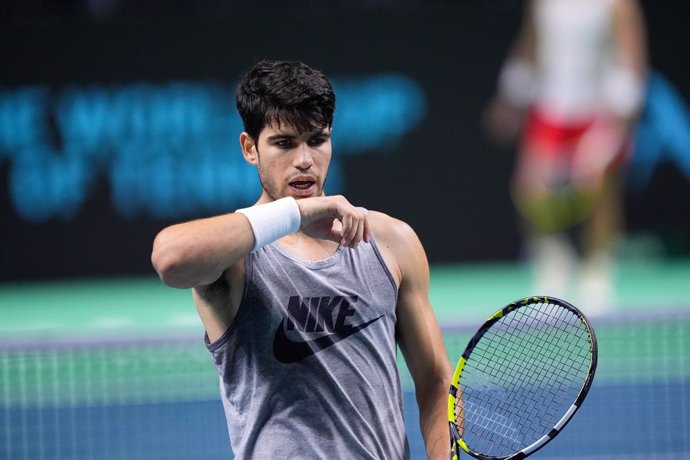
[240,132,258,165]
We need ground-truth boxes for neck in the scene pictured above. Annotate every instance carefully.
[277,231,341,262]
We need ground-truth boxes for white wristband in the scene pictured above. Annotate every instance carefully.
[603,67,644,118]
[236,197,301,251]
[498,58,537,108]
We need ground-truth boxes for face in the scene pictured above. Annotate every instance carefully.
[241,122,332,202]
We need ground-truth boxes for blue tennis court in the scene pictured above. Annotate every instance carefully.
[2,261,690,459]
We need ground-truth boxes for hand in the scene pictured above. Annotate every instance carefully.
[296,195,371,248]
[482,96,525,146]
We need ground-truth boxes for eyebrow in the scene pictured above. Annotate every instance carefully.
[266,133,296,141]
[266,130,330,142]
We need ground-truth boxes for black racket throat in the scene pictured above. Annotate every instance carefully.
[449,296,598,460]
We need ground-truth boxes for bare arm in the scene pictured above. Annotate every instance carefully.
[151,195,370,290]
[506,0,537,65]
[609,0,648,124]
[151,195,370,341]
[484,0,537,143]
[376,216,451,459]
[151,212,255,289]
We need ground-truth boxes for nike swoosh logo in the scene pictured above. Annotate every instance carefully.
[273,315,384,363]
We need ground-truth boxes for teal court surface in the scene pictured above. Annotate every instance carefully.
[3,258,690,339]
[2,259,689,459]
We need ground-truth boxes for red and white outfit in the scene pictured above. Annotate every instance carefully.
[498,0,645,314]
[501,0,641,169]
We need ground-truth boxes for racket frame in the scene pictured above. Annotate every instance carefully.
[448,296,598,460]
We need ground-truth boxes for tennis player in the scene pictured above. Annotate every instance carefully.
[151,60,451,459]
[484,0,647,314]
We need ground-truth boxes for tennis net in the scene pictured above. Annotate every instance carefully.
[2,310,689,459]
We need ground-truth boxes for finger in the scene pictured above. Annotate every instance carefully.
[345,214,361,247]
[352,216,365,249]
[340,214,353,245]
[362,212,371,243]
[328,218,344,244]
[353,207,370,244]
[343,210,363,247]
[346,216,362,249]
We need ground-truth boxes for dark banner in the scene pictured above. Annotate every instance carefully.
[1,1,689,280]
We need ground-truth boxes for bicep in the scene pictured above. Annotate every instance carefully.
[397,290,450,390]
[394,226,450,387]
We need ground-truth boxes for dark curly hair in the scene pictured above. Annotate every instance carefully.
[235,60,336,142]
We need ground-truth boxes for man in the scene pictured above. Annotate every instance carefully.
[151,60,451,459]
[484,0,647,314]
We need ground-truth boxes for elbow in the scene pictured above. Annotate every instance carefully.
[151,231,193,289]
[151,252,181,288]
[416,365,452,403]
[419,370,452,396]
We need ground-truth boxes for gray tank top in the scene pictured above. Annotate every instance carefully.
[206,237,410,459]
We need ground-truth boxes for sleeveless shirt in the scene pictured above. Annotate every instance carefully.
[206,237,410,459]
[534,0,615,123]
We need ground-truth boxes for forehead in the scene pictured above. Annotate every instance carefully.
[261,122,330,138]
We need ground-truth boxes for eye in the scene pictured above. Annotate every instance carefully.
[307,136,327,147]
[274,139,294,149]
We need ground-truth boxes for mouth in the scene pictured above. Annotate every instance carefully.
[288,177,317,196]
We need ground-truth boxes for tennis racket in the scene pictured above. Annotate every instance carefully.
[511,179,602,233]
[448,296,597,460]
[511,114,628,234]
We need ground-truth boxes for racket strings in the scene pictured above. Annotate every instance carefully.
[459,305,588,426]
[455,301,593,457]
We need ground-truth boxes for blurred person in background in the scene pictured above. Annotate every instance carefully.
[484,0,648,314]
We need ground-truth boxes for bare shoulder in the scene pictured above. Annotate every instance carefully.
[367,211,427,286]
[368,210,419,246]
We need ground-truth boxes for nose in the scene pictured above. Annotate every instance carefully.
[293,143,314,170]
